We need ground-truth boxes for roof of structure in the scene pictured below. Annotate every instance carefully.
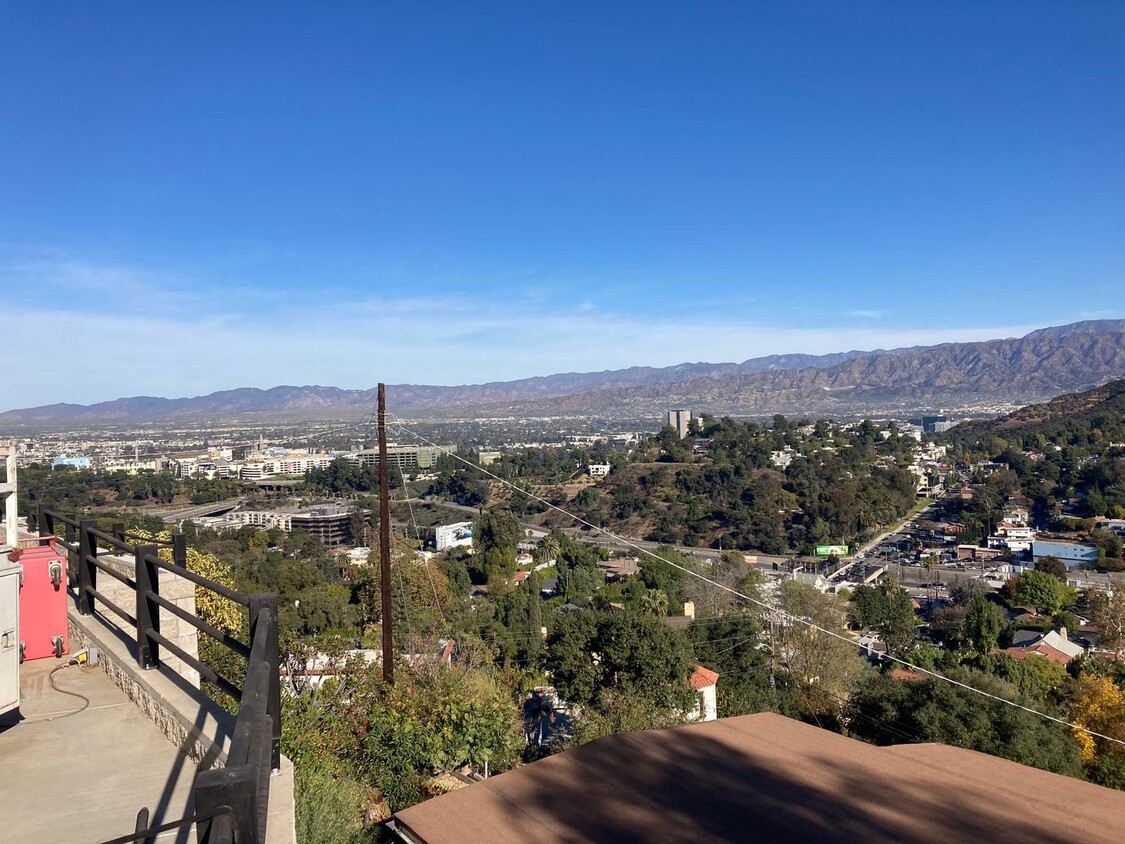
[391,712,1125,844]
[1005,629,1085,664]
[1032,540,1099,560]
[1003,643,1074,665]
[687,665,719,689]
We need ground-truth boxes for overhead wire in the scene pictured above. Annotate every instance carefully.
[395,459,446,626]
[388,415,1125,751]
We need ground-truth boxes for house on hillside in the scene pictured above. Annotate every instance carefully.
[597,557,640,581]
[1002,628,1085,666]
[793,570,830,592]
[857,632,888,662]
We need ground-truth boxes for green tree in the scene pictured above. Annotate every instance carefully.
[949,578,988,607]
[963,594,1005,654]
[777,581,866,717]
[472,509,522,582]
[1015,570,1076,616]
[526,571,544,658]
[535,531,562,564]
[574,486,600,508]
[848,670,1084,778]
[1035,555,1069,582]
[639,588,670,617]
[638,545,691,598]
[543,610,694,711]
[851,579,918,653]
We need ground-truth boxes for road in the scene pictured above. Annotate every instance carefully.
[415,497,791,567]
[156,497,244,523]
[855,498,939,558]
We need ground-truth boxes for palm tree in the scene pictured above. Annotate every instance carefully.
[924,552,940,605]
[640,588,669,617]
[536,533,561,565]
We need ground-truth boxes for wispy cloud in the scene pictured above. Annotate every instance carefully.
[1,250,1061,411]
[5,288,1041,411]
[3,253,205,316]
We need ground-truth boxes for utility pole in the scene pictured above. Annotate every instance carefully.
[378,384,394,684]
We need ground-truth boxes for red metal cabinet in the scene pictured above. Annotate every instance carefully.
[15,537,68,660]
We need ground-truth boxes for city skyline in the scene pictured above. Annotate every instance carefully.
[3,2,1123,407]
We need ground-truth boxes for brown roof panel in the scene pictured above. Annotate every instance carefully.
[392,712,1125,844]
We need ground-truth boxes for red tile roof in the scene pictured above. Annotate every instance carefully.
[687,665,719,689]
[1002,643,1073,665]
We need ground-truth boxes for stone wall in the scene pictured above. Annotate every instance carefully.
[89,551,201,687]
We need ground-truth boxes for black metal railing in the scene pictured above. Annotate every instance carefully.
[31,505,280,844]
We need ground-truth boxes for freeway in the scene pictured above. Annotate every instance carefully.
[157,497,244,523]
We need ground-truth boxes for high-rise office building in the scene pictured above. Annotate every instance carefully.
[666,409,693,439]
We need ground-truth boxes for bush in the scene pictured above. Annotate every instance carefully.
[295,767,377,844]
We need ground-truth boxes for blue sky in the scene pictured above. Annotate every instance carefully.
[2,2,1123,409]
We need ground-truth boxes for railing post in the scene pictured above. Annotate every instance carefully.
[133,807,150,842]
[194,766,257,844]
[136,544,160,669]
[249,593,281,772]
[78,519,98,615]
[112,521,126,546]
[38,503,55,538]
[65,521,77,587]
[173,533,188,568]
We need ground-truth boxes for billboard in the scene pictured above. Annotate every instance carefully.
[814,544,849,557]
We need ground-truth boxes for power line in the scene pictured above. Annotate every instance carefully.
[389,416,1125,751]
[395,459,446,626]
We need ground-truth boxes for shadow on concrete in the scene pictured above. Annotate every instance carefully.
[69,594,235,843]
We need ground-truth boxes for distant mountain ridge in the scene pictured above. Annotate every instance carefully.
[3,319,1125,425]
[502,325,1125,418]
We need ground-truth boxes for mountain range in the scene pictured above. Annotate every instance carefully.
[4,320,1125,426]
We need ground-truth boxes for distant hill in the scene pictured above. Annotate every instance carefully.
[944,378,1125,443]
[3,319,1125,426]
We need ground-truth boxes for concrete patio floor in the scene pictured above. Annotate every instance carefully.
[0,656,197,844]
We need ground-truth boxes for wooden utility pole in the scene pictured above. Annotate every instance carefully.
[378,383,394,684]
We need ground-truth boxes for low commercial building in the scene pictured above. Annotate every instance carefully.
[1032,540,1099,570]
[229,503,362,547]
[51,455,92,470]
